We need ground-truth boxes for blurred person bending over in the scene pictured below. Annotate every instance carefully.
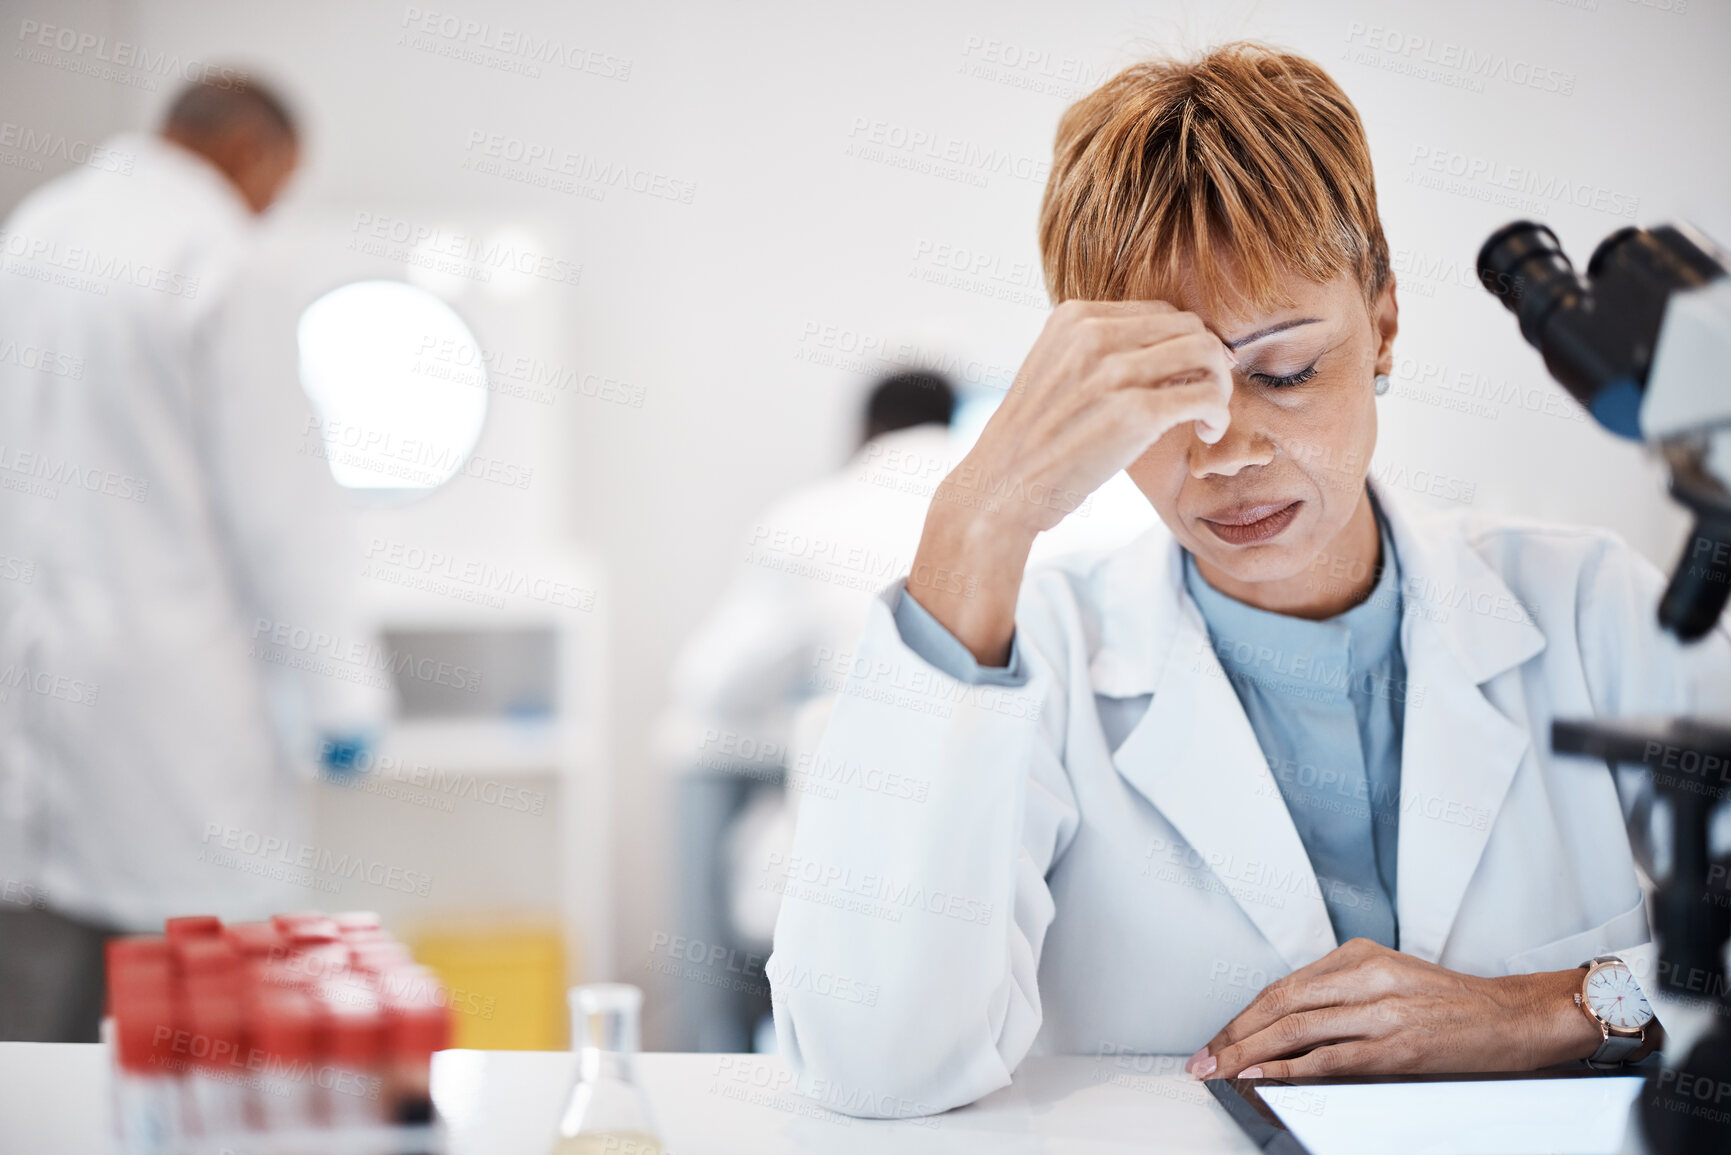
[0,78,389,1041]
[656,372,956,1051]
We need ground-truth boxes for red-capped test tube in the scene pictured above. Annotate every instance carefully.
[250,986,322,1134]
[106,937,181,1155]
[382,972,453,1126]
[174,936,250,1138]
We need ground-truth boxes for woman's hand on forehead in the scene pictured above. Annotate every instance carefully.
[904,298,1234,666]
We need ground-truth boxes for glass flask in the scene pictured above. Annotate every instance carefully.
[549,983,663,1155]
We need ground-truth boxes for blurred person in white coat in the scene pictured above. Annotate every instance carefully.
[769,44,1731,1117]
[0,78,388,1040]
[662,372,960,818]
[656,373,957,1050]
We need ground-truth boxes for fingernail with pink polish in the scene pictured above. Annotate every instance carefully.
[1192,1055,1217,1079]
[1185,1046,1208,1072]
[1239,1066,1263,1080]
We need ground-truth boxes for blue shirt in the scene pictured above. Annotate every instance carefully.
[1181,509,1406,948]
[892,501,1408,949]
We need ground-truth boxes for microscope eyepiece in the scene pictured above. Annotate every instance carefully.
[1481,219,1731,644]
[1479,222,1652,439]
[1476,221,1588,349]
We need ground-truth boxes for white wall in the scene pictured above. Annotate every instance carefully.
[3,0,1725,1044]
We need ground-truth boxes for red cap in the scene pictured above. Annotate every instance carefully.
[349,942,414,975]
[254,958,312,996]
[224,922,284,959]
[375,965,439,1003]
[106,937,172,986]
[290,942,353,985]
[113,994,178,1074]
[333,911,382,934]
[184,988,246,1071]
[287,918,342,947]
[108,936,173,969]
[164,916,223,943]
[270,911,327,934]
[252,988,322,1063]
[339,928,393,952]
[174,937,239,975]
[106,937,173,1016]
[385,998,451,1058]
[383,969,452,1058]
[321,988,385,1066]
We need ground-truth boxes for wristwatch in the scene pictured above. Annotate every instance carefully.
[1575,955,1655,1068]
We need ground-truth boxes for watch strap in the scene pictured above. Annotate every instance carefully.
[1586,1030,1644,1068]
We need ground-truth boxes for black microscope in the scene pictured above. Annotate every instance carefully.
[1479,219,1731,1154]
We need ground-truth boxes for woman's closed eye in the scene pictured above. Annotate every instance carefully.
[1248,363,1319,388]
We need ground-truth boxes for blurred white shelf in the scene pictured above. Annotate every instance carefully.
[317,538,617,979]
[380,717,566,777]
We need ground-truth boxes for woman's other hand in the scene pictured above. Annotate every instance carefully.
[1186,938,1606,1080]
[908,300,1235,665]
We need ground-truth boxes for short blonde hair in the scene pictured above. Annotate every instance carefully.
[1037,42,1390,316]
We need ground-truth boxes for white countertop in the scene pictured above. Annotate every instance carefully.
[0,1043,1258,1153]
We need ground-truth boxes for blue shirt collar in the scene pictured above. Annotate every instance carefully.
[1183,495,1402,701]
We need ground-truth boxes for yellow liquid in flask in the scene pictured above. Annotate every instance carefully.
[549,1131,664,1155]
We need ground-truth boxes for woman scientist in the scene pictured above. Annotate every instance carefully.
[766,43,1729,1118]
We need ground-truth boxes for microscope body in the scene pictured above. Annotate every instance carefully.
[1480,220,1731,1154]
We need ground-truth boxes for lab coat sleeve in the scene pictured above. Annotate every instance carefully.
[1576,531,1731,721]
[1574,531,1731,1007]
[189,268,394,756]
[890,586,1028,686]
[768,578,1081,1118]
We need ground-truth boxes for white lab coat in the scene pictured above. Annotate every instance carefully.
[768,480,1731,1117]
[0,134,388,930]
[659,424,1162,779]
[658,424,960,946]
[660,424,1166,948]
[659,425,959,769]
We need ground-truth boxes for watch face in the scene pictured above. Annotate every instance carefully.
[1585,962,1654,1031]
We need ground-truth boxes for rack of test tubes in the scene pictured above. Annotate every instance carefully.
[104,911,454,1154]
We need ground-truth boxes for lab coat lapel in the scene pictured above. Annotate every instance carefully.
[1101,536,1340,973]
[1379,488,1546,963]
